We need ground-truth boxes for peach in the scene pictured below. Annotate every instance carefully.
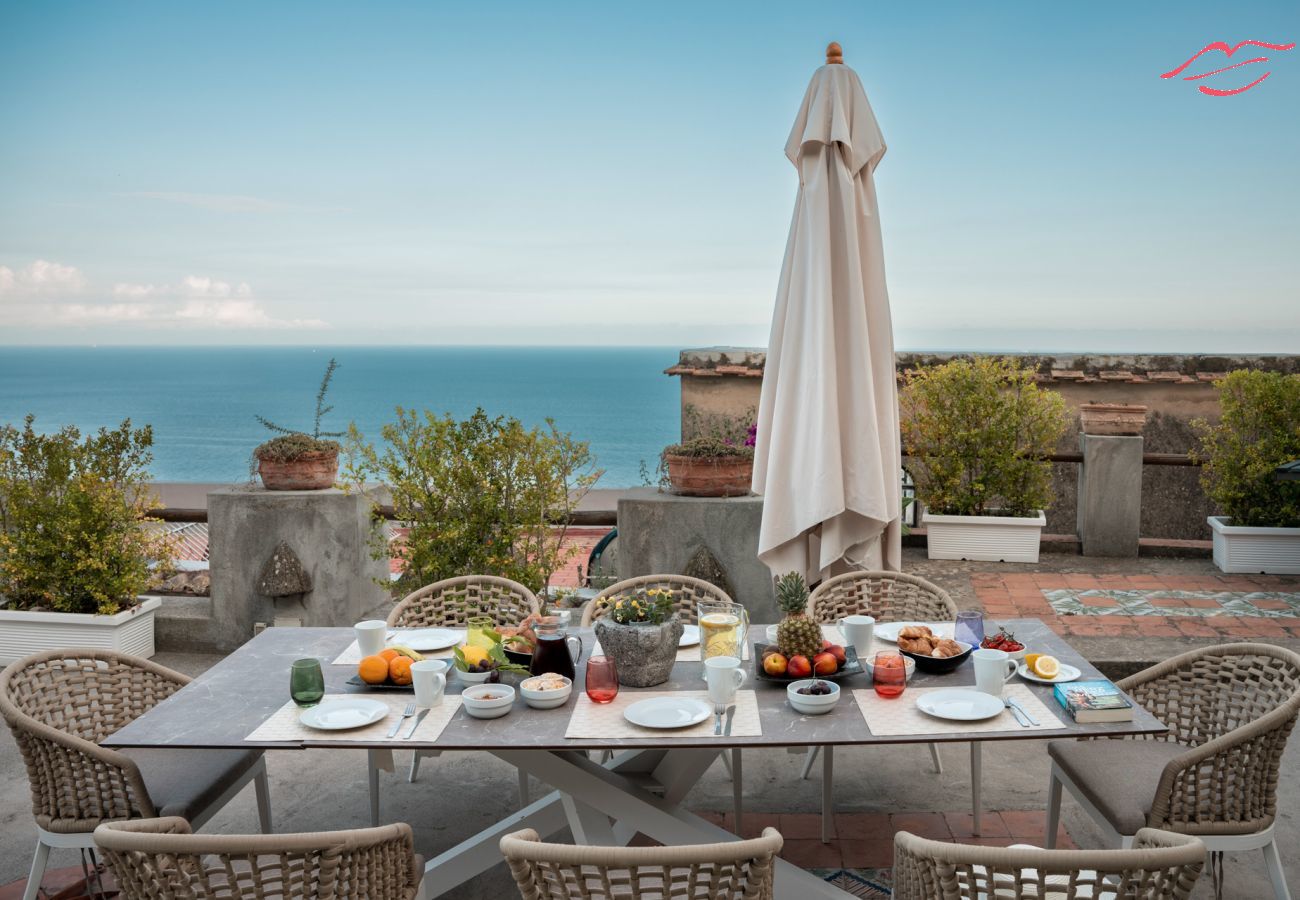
[813,651,838,676]
[828,644,847,665]
[787,655,813,678]
[763,652,788,676]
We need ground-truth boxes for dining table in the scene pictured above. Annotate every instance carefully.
[104,618,1166,899]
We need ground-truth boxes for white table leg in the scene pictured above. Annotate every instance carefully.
[970,741,982,836]
[421,788,569,893]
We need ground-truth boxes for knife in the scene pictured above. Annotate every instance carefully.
[403,708,430,740]
[1008,697,1038,726]
[723,705,736,737]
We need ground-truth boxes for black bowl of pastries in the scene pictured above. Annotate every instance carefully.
[896,625,974,674]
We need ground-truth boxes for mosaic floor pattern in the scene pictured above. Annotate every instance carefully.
[1046,589,1300,618]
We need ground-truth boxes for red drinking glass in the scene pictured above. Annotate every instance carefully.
[585,655,619,704]
[873,651,907,699]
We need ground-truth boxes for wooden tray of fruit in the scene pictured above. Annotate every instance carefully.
[755,641,862,683]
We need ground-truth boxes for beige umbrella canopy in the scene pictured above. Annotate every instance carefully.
[751,42,902,584]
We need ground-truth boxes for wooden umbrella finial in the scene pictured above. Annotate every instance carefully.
[826,42,843,64]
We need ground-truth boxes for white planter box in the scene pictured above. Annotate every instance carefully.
[1208,516,1300,575]
[923,510,1047,563]
[0,596,161,666]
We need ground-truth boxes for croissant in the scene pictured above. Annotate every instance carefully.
[899,635,935,655]
[898,625,934,640]
[930,638,964,659]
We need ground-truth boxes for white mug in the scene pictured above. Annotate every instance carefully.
[354,620,388,657]
[972,648,1018,698]
[411,659,448,708]
[704,655,747,707]
[838,614,875,654]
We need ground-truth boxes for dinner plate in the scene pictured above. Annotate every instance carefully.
[1017,662,1082,684]
[875,621,937,643]
[298,698,388,731]
[388,628,463,652]
[915,689,1005,722]
[679,624,701,648]
[623,697,712,730]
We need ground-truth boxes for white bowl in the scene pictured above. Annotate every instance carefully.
[863,656,916,682]
[787,679,840,715]
[455,667,495,685]
[461,684,515,719]
[519,674,573,709]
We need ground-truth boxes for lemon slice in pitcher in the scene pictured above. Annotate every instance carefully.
[1031,655,1060,680]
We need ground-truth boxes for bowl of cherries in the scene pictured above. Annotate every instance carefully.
[980,626,1026,661]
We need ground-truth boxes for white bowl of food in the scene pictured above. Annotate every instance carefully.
[863,655,916,683]
[461,683,516,719]
[787,679,840,715]
[519,673,573,709]
[456,667,495,685]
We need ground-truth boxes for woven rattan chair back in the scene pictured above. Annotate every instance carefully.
[96,816,423,900]
[582,574,732,627]
[0,649,189,831]
[893,827,1205,900]
[500,827,782,900]
[387,575,541,629]
[808,570,957,624]
[1114,642,1300,834]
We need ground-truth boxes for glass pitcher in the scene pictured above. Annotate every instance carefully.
[698,600,749,663]
[530,617,583,681]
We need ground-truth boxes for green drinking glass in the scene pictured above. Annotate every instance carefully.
[290,658,325,707]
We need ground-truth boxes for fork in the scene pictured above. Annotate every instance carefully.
[1003,697,1031,727]
[387,701,416,738]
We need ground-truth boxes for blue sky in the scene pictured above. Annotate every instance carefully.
[1,1,1297,350]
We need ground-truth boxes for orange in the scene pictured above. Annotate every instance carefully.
[358,655,389,685]
[379,648,400,662]
[388,656,414,686]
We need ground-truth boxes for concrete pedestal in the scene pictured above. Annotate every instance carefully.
[1077,434,1143,557]
[616,488,777,622]
[185,486,390,652]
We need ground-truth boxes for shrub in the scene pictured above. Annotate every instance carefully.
[1193,370,1300,528]
[0,416,172,615]
[345,408,598,595]
[253,357,344,462]
[901,357,1068,518]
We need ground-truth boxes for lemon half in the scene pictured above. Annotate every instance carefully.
[1031,655,1060,680]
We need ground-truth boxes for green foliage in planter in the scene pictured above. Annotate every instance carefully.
[1192,370,1300,528]
[663,405,756,459]
[901,357,1068,518]
[253,358,344,462]
[0,416,172,615]
[345,407,598,595]
[598,588,676,625]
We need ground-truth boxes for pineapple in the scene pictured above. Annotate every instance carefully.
[774,572,821,660]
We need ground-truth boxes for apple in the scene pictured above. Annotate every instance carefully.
[763,652,788,676]
[829,644,847,665]
[813,651,838,676]
[787,655,813,678]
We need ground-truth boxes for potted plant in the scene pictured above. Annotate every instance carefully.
[902,357,1068,563]
[1193,370,1300,574]
[661,411,756,498]
[592,588,684,687]
[0,417,173,664]
[253,358,345,490]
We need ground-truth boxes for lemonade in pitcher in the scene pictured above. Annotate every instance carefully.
[698,601,749,662]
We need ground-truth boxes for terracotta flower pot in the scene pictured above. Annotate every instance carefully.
[257,449,339,491]
[664,454,753,497]
[594,616,685,687]
[1078,403,1148,436]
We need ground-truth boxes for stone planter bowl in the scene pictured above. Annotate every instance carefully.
[594,616,685,687]
[664,454,752,497]
[257,449,339,491]
[1078,403,1148,436]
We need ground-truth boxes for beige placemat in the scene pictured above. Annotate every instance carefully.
[246,694,463,743]
[565,690,761,739]
[332,630,466,666]
[852,683,1064,737]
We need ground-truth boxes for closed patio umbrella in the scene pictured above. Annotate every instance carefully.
[752,42,902,583]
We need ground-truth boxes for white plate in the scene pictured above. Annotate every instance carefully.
[623,697,712,730]
[1017,662,1082,684]
[389,628,463,652]
[916,689,1005,722]
[298,698,388,731]
[679,624,701,647]
[875,621,937,643]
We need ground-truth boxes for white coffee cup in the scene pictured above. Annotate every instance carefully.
[411,659,448,708]
[838,614,875,654]
[704,655,747,707]
[972,648,1017,698]
[354,620,388,657]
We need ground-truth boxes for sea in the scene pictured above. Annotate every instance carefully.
[0,346,682,487]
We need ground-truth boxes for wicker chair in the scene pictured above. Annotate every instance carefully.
[0,650,271,900]
[893,827,1205,900]
[1046,642,1300,900]
[382,576,542,822]
[802,571,958,841]
[96,816,425,900]
[500,826,782,900]
[581,574,727,626]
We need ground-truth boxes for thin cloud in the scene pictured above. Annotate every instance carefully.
[0,259,86,295]
[126,191,289,213]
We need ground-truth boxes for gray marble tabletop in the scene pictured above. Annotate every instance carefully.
[104,619,1166,751]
